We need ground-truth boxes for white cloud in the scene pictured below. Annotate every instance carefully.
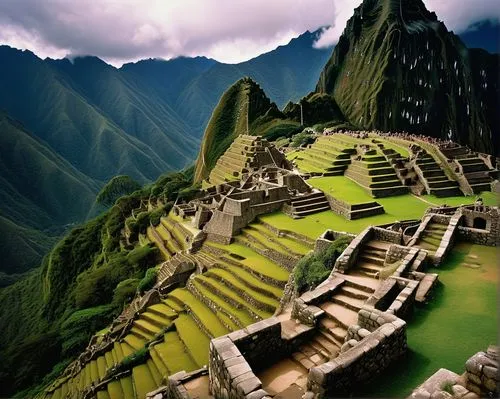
[313,0,500,48]
[0,0,497,66]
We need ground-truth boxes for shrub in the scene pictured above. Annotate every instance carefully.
[112,278,140,310]
[96,175,141,208]
[294,235,352,293]
[137,267,157,294]
[59,305,116,358]
[291,131,315,148]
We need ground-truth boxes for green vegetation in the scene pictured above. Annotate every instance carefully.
[96,176,141,207]
[294,236,352,292]
[0,169,193,397]
[194,78,288,182]
[138,267,158,294]
[359,243,498,397]
[261,178,496,239]
[290,131,315,148]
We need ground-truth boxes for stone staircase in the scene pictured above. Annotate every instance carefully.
[414,151,463,197]
[440,144,496,194]
[290,135,356,175]
[344,152,408,198]
[208,135,288,186]
[289,190,331,217]
[412,222,448,254]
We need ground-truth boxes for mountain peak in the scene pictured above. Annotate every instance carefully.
[316,0,499,154]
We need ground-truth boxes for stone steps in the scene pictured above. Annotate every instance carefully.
[471,183,491,193]
[430,186,463,197]
[331,294,364,312]
[319,301,359,329]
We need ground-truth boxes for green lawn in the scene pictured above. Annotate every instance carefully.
[261,177,497,239]
[359,243,498,397]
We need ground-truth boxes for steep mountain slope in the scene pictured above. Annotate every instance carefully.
[48,56,198,171]
[0,112,100,274]
[123,30,333,135]
[0,171,192,396]
[316,0,500,154]
[193,78,299,182]
[0,47,197,182]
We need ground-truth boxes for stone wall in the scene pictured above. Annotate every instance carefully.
[292,278,345,326]
[208,317,315,399]
[465,346,499,396]
[372,226,403,243]
[307,309,407,397]
[324,194,351,219]
[434,212,462,265]
[314,230,356,255]
[334,227,373,273]
[458,206,500,246]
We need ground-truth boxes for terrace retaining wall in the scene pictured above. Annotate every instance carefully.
[209,317,314,399]
[306,308,407,397]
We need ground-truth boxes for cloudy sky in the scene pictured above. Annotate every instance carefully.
[0,0,498,66]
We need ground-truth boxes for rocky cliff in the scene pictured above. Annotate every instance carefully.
[316,0,500,154]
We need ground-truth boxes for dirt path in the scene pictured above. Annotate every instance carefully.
[411,194,436,206]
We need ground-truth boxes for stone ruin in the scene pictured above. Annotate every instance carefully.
[207,135,292,186]
[143,203,499,399]
[174,166,329,244]
[409,345,499,399]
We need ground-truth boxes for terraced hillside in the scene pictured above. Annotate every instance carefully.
[206,135,287,187]
[439,143,498,193]
[289,134,408,198]
[413,150,463,197]
[287,135,356,175]
[42,218,313,399]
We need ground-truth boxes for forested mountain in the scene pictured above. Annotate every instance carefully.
[0,31,332,276]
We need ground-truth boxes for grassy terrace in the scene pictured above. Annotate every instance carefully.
[204,241,290,282]
[261,177,497,239]
[359,243,498,397]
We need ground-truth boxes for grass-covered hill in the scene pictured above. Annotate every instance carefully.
[0,170,193,397]
[193,77,302,182]
[315,0,500,155]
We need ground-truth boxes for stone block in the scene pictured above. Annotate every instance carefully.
[410,388,431,399]
[451,384,468,397]
[227,362,252,380]
[228,329,249,342]
[236,376,261,395]
[430,390,453,399]
[245,389,269,399]
[482,365,498,380]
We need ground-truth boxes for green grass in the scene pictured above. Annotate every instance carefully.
[206,242,289,282]
[132,364,156,399]
[207,267,282,301]
[191,279,255,326]
[359,243,498,397]
[168,289,228,337]
[153,331,198,375]
[119,375,135,399]
[174,314,211,367]
[308,176,375,204]
[260,191,497,240]
[196,274,273,318]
